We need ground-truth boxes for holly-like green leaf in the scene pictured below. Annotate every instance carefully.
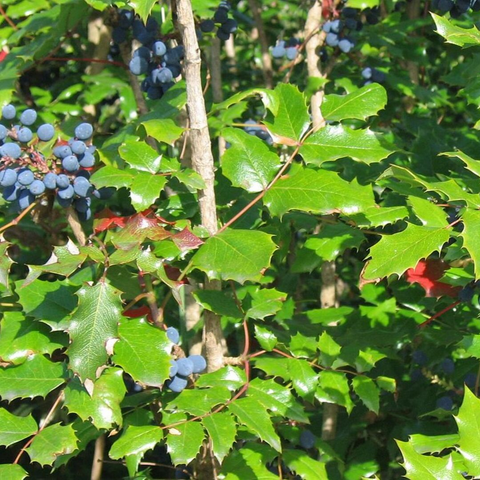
[211,88,279,116]
[0,408,37,447]
[221,128,281,192]
[166,418,205,465]
[318,331,342,368]
[113,318,171,388]
[254,325,278,351]
[292,223,366,272]
[264,83,310,143]
[287,358,319,400]
[283,449,328,479]
[24,240,89,286]
[0,464,28,480]
[195,366,246,391]
[90,166,135,188]
[229,397,282,452]
[316,371,354,413]
[247,378,308,423]
[264,167,375,218]
[363,224,450,280]
[321,83,387,122]
[16,280,78,329]
[352,376,380,413]
[129,0,156,22]
[193,290,243,319]
[346,205,410,228]
[246,288,287,320]
[141,119,184,145]
[26,423,78,467]
[455,387,480,476]
[67,282,121,382]
[0,240,13,290]
[63,369,126,429]
[461,209,480,279]
[300,125,395,165]
[397,440,463,480]
[129,172,167,212]
[0,312,66,365]
[458,334,480,358]
[0,355,67,401]
[408,433,460,455]
[432,12,480,47]
[220,442,278,479]
[202,412,237,463]
[119,140,162,174]
[192,229,277,284]
[409,196,448,227]
[442,151,480,178]
[109,425,163,464]
[166,387,232,416]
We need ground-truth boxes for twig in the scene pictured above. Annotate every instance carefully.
[0,5,17,30]
[66,207,87,246]
[91,434,106,480]
[0,201,38,235]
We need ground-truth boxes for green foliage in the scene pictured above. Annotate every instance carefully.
[1,0,480,478]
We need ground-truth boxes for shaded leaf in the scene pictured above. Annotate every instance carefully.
[166,387,231,416]
[0,408,37,447]
[316,370,354,413]
[0,464,28,480]
[352,376,380,413]
[229,397,282,452]
[202,412,238,463]
[461,208,480,279]
[26,423,78,467]
[283,449,328,479]
[193,290,243,319]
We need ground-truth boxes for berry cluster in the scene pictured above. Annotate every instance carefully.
[361,66,386,85]
[433,0,480,17]
[270,38,301,61]
[199,2,238,41]
[165,327,207,393]
[0,104,110,220]
[322,6,380,54]
[111,9,182,101]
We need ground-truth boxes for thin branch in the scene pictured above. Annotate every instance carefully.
[0,5,17,30]
[91,434,106,480]
[0,201,38,235]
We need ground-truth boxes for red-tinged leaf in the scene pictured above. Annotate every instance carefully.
[122,306,153,322]
[171,228,204,251]
[93,208,129,232]
[164,265,189,284]
[405,259,461,298]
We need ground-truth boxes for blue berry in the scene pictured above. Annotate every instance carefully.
[37,123,55,142]
[29,179,46,196]
[17,127,33,143]
[2,104,16,120]
[200,20,215,33]
[166,326,180,344]
[440,358,455,375]
[436,396,453,410]
[169,359,178,377]
[129,56,149,75]
[74,197,91,213]
[57,184,75,200]
[3,185,21,202]
[167,375,188,393]
[188,355,207,373]
[1,142,21,159]
[92,187,115,199]
[112,27,127,44]
[62,155,80,172]
[78,152,95,168]
[20,109,37,126]
[0,124,8,140]
[152,41,167,56]
[56,174,70,189]
[77,208,92,222]
[412,350,428,366]
[74,123,93,140]
[175,358,194,377]
[73,177,92,197]
[285,46,298,60]
[18,189,35,210]
[43,172,58,189]
[299,430,316,449]
[0,169,17,187]
[71,140,86,155]
[53,145,72,159]
[17,169,35,186]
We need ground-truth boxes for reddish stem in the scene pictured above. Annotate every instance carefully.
[418,300,461,329]
[0,5,17,30]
